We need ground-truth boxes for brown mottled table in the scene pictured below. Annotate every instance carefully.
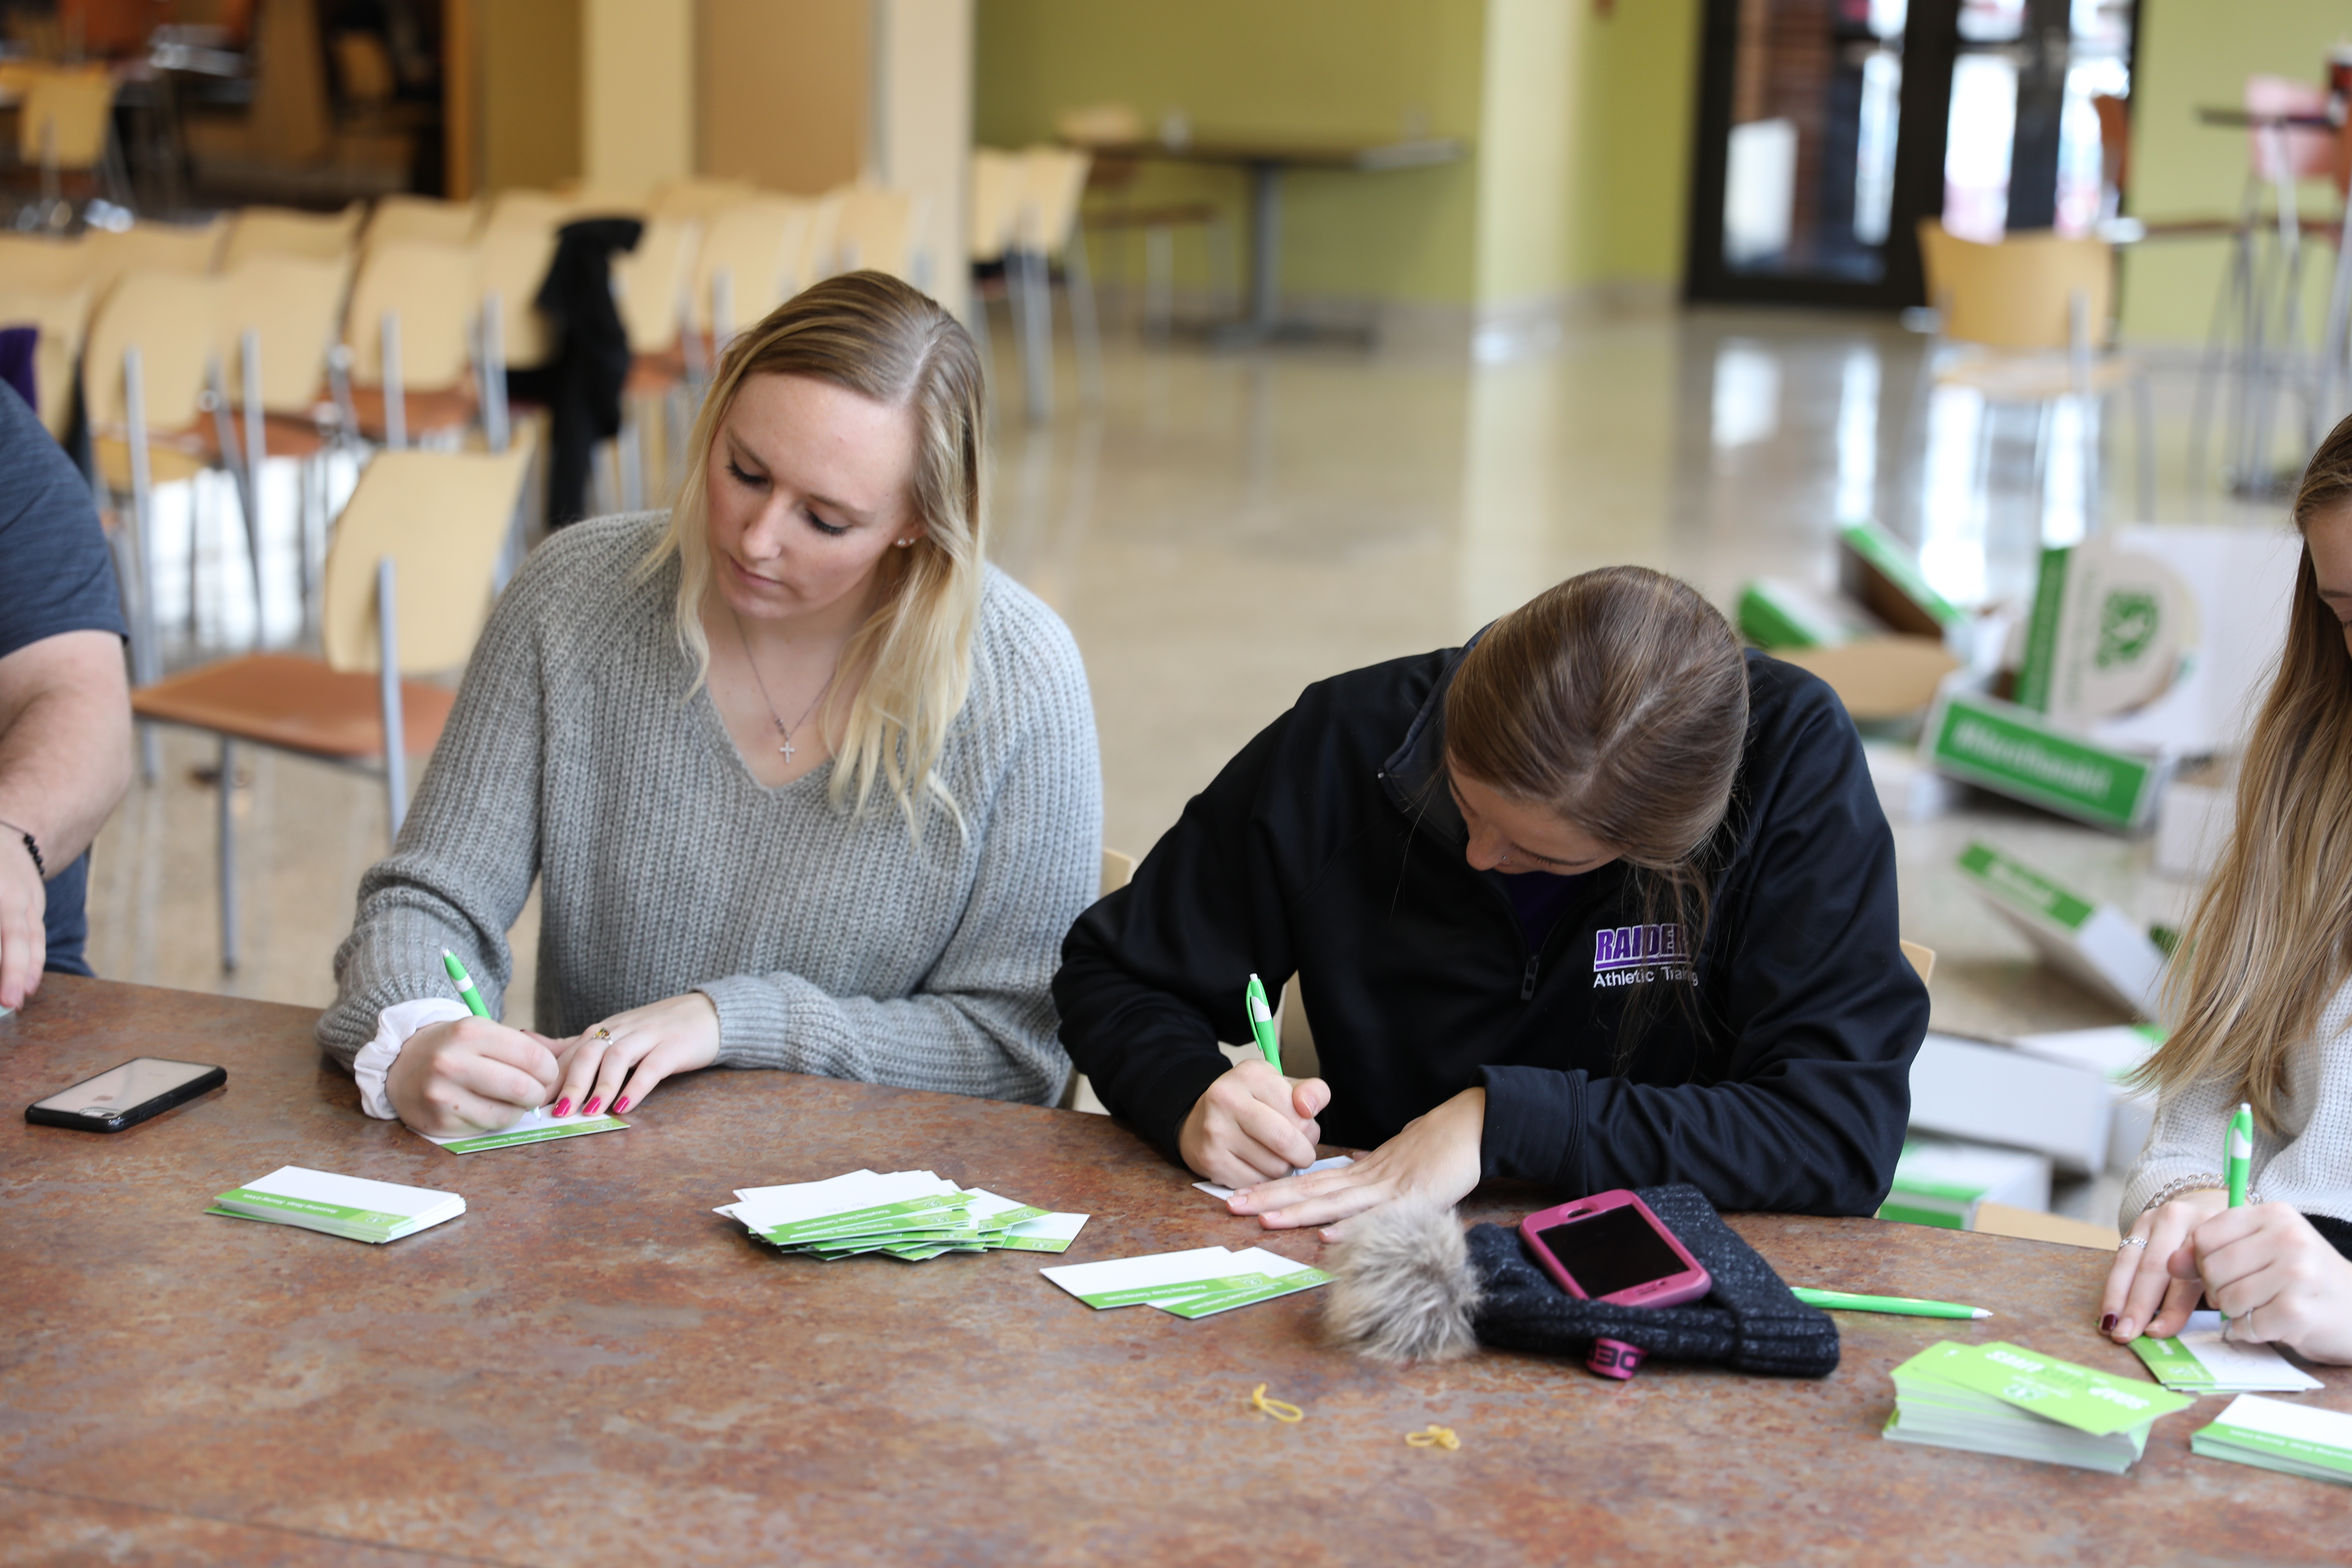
[4,978,2346,1567]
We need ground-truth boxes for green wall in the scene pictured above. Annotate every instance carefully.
[2120,0,2347,345]
[975,0,1486,304]
[973,0,1700,311]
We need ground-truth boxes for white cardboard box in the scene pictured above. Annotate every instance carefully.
[2012,1023,2165,1177]
[1909,1031,2117,1175]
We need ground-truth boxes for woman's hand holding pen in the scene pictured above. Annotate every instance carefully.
[2170,1204,2352,1365]
[548,991,721,1119]
[1180,1058,1330,1187]
[1224,1086,1486,1240]
[388,1017,561,1135]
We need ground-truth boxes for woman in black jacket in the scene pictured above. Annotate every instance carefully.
[1053,565,1928,1233]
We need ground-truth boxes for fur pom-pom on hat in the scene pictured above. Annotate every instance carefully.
[1321,1198,1484,1363]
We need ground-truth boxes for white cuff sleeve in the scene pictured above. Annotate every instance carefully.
[352,998,474,1121]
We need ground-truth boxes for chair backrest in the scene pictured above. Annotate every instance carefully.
[1899,940,1935,984]
[17,64,113,168]
[1017,147,1092,256]
[344,238,481,388]
[556,180,651,219]
[220,203,364,269]
[365,193,481,251]
[474,218,559,371]
[0,232,90,292]
[612,214,699,356]
[219,254,348,415]
[830,184,915,279]
[319,435,538,674]
[971,148,1023,265]
[692,197,812,334]
[2090,94,2129,203]
[1916,220,2112,352]
[650,176,757,222]
[0,281,92,436]
[1100,848,1136,898]
[82,221,227,294]
[2246,75,2335,183]
[82,271,225,433]
[485,187,576,235]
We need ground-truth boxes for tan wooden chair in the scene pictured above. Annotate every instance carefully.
[692,196,816,351]
[12,62,121,223]
[650,176,757,223]
[1914,219,2153,523]
[613,214,702,508]
[81,220,228,296]
[128,435,536,971]
[219,203,365,270]
[340,238,483,448]
[0,231,90,292]
[363,193,480,251]
[215,253,357,612]
[0,279,91,436]
[830,183,920,282]
[475,215,560,374]
[1001,147,1100,424]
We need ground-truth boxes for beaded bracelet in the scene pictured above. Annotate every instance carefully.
[2141,1174,2262,1218]
[0,817,42,879]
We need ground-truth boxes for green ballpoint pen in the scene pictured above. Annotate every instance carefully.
[1791,1288,1991,1320]
[2220,1101,2254,1323]
[443,948,491,1019]
[1245,973,1282,1076]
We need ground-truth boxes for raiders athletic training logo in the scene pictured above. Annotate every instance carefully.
[1592,924,1692,988]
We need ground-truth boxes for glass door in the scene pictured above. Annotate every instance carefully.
[1684,0,2137,307]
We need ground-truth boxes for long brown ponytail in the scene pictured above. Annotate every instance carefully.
[1444,566,1752,1001]
[2139,415,2352,1127]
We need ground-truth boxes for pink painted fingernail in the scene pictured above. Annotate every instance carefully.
[552,1099,571,1118]
[582,1097,601,1116]
[613,1097,630,1114]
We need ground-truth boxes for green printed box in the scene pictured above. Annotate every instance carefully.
[1925,692,2163,832]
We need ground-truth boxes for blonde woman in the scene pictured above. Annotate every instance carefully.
[318,273,1101,1135]
[2101,415,2352,1364]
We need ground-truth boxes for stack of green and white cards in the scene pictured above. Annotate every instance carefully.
[2132,1312,2326,1395]
[1040,1245,1331,1320]
[416,1105,628,1154]
[1884,1340,2193,1473]
[2192,1394,2352,1485]
[717,1169,1087,1262]
[208,1165,464,1245]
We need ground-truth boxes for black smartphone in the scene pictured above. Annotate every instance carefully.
[26,1058,226,1132]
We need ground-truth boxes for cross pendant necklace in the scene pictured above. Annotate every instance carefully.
[731,606,835,768]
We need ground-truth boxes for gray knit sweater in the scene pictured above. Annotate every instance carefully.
[318,513,1102,1105]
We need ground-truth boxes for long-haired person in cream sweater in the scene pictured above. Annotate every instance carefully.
[317,273,1101,1136]
[2101,416,2352,1362]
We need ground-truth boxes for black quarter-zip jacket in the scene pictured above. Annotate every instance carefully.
[1054,644,1929,1217]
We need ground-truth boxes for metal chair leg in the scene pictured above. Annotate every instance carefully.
[217,736,238,973]
[378,557,408,842]
[382,310,407,450]
[1066,230,1103,408]
[2134,373,2157,522]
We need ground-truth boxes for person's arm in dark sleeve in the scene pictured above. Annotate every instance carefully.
[1054,712,1300,1165]
[1478,682,1927,1215]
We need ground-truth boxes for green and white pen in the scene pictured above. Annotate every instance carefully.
[2226,1102,2253,1209]
[1245,973,1282,1075]
[443,948,490,1019]
[1790,1287,1990,1320]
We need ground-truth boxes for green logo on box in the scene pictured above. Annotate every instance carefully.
[1928,696,2154,831]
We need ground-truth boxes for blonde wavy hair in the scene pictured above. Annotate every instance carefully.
[642,271,987,837]
[2140,413,2352,1127]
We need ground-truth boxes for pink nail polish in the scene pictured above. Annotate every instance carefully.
[613,1097,630,1114]
[552,1099,571,1118]
[582,1097,601,1116]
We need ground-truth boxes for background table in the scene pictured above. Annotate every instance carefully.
[5,978,2347,1566]
[1072,135,1465,346]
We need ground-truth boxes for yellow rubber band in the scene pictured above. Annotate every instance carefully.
[1248,1383,1304,1423]
[1406,1425,1461,1450]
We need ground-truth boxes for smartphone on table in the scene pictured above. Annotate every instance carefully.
[26,1058,226,1132]
[1520,1190,1712,1380]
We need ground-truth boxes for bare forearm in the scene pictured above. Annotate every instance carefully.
[0,631,132,869]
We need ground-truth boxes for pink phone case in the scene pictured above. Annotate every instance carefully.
[1519,1190,1711,1380]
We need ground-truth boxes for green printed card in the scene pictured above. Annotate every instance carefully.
[2192,1394,2352,1484]
[1902,1341,2193,1436]
[421,1106,628,1154]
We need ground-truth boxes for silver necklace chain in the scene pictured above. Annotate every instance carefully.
[729,606,836,764]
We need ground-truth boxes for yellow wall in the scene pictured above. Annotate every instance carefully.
[1573,0,1702,288]
[700,0,870,193]
[479,0,581,192]
[974,0,1486,305]
[2119,1,2345,345]
[583,0,694,191]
